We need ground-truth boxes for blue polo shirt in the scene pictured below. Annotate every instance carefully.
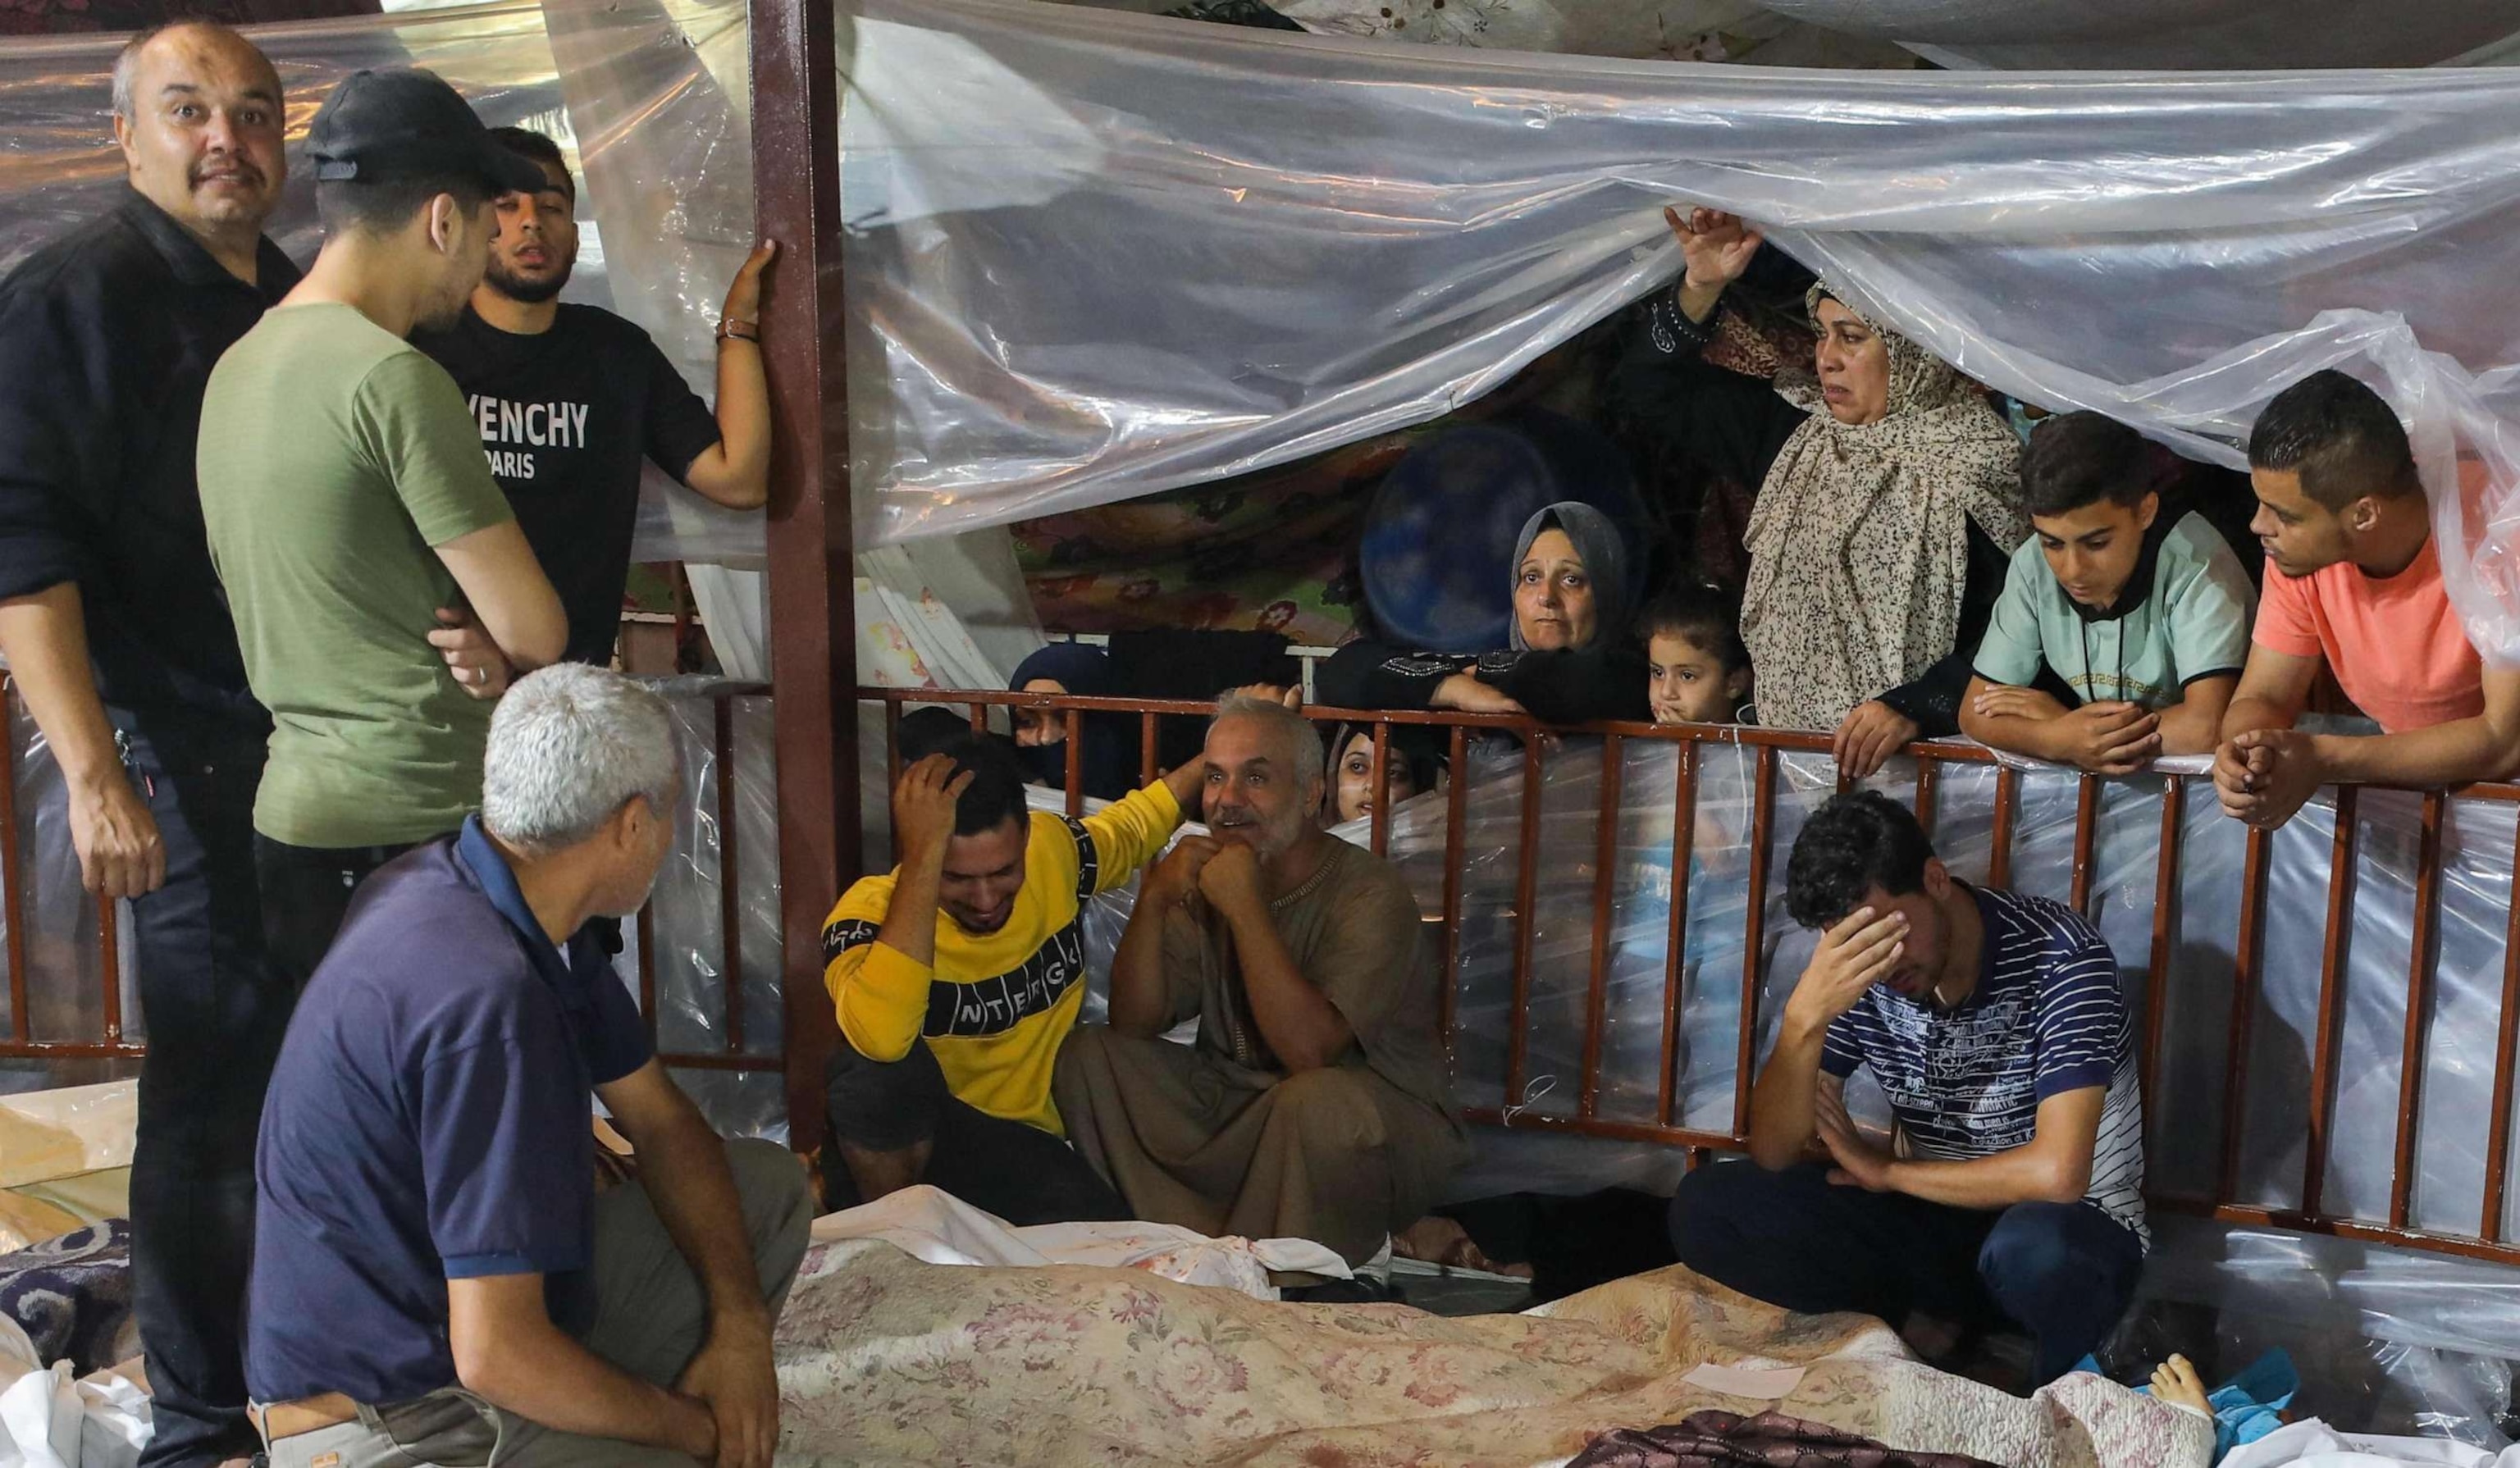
[247,817,653,1405]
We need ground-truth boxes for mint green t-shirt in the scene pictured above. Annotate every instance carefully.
[199,303,517,848]
[1973,512,2256,709]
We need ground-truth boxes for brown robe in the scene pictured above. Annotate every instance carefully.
[1052,837,1471,1265]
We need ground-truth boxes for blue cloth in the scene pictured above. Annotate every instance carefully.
[1820,885,2148,1242]
[248,817,653,1405]
[2089,1347,2297,1462]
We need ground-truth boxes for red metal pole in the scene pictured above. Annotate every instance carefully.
[716,695,745,1058]
[1436,724,1468,1066]
[2390,791,2446,1232]
[752,0,855,1148]
[1505,736,1543,1110]
[2140,777,2184,1166]
[2483,806,2520,1242]
[2301,788,2358,1219]
[1368,722,1392,857]
[1578,735,1623,1119]
[1732,745,1777,1142]
[1988,765,2019,890]
[2068,773,2099,914]
[2217,826,2273,1205]
[1658,741,1698,1129]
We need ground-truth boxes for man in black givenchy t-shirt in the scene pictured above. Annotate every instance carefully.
[413,125,774,666]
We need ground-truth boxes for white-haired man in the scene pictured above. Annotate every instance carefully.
[1053,694,1470,1279]
[247,666,808,1468]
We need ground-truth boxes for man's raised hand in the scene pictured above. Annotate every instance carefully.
[892,754,973,866]
[1783,905,1907,1033]
[719,240,778,331]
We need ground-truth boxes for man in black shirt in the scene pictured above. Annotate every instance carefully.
[0,23,295,1467]
[413,126,773,666]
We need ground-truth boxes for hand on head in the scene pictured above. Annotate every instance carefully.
[1787,905,1908,1032]
[892,753,974,862]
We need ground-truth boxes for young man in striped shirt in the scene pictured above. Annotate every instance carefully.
[1669,791,2147,1386]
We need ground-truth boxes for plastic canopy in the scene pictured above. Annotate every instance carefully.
[10,0,2520,659]
[836,0,2520,663]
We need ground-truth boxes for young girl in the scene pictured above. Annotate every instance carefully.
[1638,583,1754,726]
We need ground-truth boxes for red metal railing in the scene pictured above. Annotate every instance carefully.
[863,686,2520,1269]
[637,686,787,1078]
[0,681,774,1082]
[8,672,2518,1275]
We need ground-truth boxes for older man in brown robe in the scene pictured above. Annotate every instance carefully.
[1052,693,1469,1270]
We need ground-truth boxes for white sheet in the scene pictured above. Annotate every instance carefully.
[808,1184,1350,1299]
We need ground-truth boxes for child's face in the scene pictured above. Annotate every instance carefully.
[2033,492,2157,611]
[1647,631,1745,725]
[1332,732,1418,823]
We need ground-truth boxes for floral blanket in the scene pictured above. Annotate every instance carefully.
[772,1242,2211,1467]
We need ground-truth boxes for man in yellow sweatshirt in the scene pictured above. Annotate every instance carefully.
[819,730,1202,1223]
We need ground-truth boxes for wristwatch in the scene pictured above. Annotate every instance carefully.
[715,317,760,344]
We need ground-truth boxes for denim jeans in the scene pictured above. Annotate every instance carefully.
[1668,1159,2145,1384]
[116,712,285,1468]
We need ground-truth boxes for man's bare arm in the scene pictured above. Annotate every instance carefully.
[433,521,566,672]
[682,244,775,511]
[2309,665,2520,787]
[448,1273,715,1460]
[2218,645,2319,744]
[1868,1087,2104,1210]
[2156,673,2239,757]
[597,1060,779,1468]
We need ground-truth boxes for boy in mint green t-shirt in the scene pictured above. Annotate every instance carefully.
[1961,412,2255,774]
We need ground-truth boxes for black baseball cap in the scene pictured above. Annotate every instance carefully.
[304,68,548,196]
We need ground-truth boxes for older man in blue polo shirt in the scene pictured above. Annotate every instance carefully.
[246,665,810,1468]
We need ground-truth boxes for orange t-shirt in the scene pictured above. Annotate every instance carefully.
[2253,536,2483,733]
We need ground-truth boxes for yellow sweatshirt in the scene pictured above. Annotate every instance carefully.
[819,782,1183,1135]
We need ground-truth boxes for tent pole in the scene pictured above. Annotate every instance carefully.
[751,0,854,1151]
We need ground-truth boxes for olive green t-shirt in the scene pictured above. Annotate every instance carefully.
[199,302,517,848]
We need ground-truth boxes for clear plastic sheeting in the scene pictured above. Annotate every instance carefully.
[838,0,2520,667]
[2137,1216,2520,1444]
[0,690,137,1075]
[1750,0,2520,70]
[1052,731,2520,1235]
[0,0,765,568]
[622,679,787,1142]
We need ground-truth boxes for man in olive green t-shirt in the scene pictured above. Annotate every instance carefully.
[199,68,565,985]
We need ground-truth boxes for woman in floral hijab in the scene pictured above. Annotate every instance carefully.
[1613,206,2030,777]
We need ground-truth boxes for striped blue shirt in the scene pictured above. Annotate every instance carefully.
[1822,885,2148,1244]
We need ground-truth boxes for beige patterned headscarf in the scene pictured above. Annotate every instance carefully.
[1741,285,2030,732]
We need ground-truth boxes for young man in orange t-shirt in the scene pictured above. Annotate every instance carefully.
[2215,371,2520,831]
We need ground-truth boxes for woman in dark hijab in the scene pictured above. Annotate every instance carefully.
[1317,501,1650,724]
[1007,642,1140,803]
